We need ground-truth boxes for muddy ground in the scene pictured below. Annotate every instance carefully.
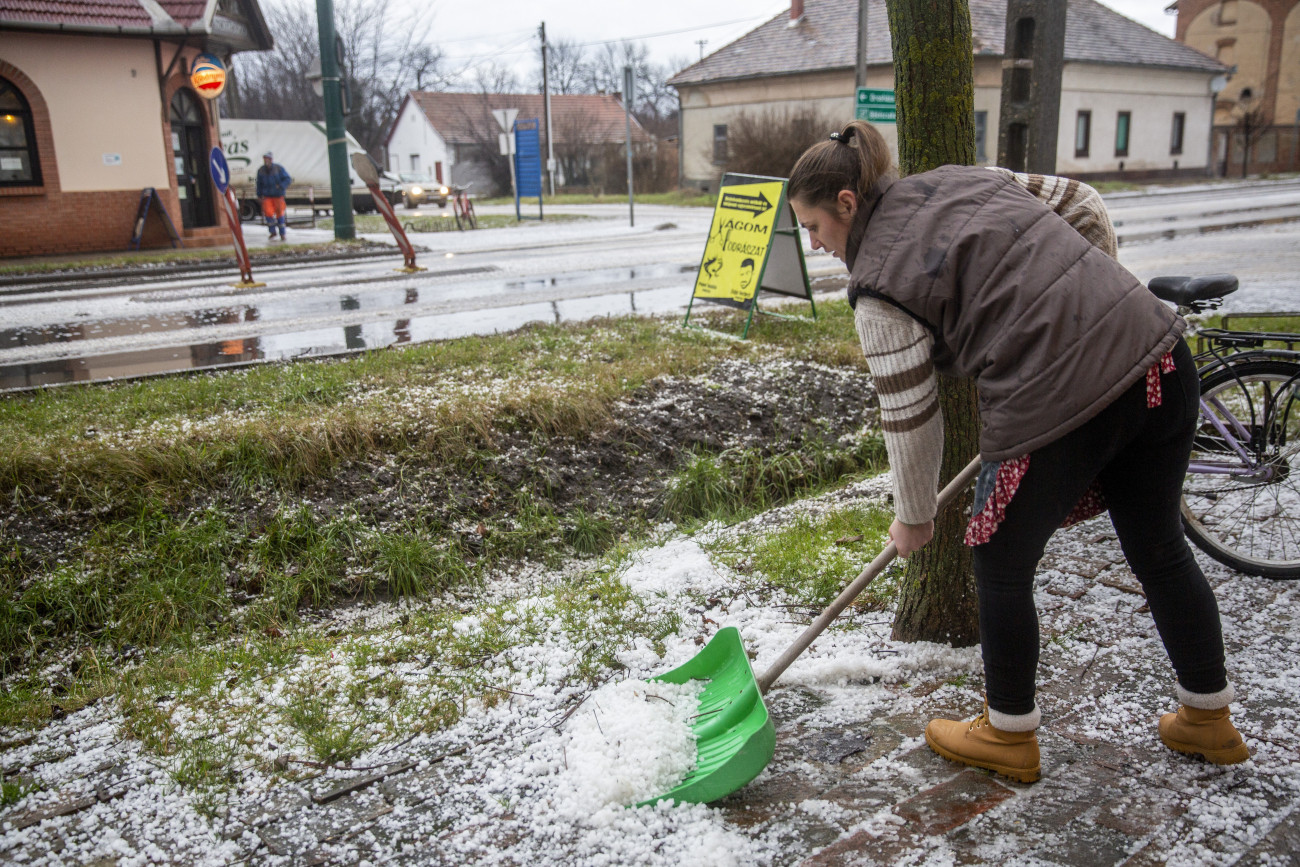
[6,356,882,591]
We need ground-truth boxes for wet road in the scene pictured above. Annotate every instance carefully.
[1,187,1298,392]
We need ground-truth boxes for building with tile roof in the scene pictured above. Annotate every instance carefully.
[1172,0,1300,175]
[668,0,1228,189]
[386,91,657,197]
[0,0,273,257]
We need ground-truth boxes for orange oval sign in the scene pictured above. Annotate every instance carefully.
[190,53,226,99]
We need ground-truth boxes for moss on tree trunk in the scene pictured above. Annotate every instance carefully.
[884,0,982,647]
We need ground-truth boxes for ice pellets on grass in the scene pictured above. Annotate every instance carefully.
[552,677,705,820]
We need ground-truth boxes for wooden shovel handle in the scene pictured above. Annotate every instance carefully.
[757,456,983,694]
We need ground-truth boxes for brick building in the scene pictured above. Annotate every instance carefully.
[0,0,272,258]
[1173,0,1300,175]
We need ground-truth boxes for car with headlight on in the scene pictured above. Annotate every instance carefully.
[398,173,449,209]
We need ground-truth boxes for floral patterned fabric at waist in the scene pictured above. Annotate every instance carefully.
[965,351,1175,546]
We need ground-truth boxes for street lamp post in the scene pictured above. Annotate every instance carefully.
[315,0,354,240]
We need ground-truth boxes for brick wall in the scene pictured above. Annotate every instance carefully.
[0,52,225,259]
[1,189,184,257]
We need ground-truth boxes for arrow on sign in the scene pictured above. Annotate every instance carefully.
[720,191,773,217]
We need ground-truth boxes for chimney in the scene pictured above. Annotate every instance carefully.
[791,0,804,22]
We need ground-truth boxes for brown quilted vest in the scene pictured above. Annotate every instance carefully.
[846,165,1182,461]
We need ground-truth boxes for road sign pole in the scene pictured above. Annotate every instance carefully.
[624,65,634,228]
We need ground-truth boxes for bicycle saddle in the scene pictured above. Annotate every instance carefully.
[1147,274,1239,307]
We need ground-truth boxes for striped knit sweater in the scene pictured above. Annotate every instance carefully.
[854,170,1118,524]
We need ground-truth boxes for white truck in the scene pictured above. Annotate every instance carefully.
[218,119,398,221]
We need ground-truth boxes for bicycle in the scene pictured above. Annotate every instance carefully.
[451,184,477,231]
[1148,274,1300,579]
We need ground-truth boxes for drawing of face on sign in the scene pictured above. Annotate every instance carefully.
[738,258,755,293]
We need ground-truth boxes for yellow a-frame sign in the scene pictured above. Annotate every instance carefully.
[684,172,815,338]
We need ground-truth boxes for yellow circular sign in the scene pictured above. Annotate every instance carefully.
[190,53,226,99]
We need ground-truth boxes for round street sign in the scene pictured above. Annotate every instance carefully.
[209,146,230,193]
[191,53,227,99]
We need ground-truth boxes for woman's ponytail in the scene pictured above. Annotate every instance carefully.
[788,120,893,207]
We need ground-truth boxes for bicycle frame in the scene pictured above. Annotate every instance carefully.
[1189,361,1298,476]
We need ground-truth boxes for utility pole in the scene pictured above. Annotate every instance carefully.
[540,22,556,196]
[995,0,1066,174]
[695,39,707,61]
[855,0,869,90]
[315,0,353,240]
[624,65,634,227]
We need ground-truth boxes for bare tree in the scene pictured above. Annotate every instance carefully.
[224,0,445,157]
[534,37,589,95]
[1232,101,1272,178]
[449,65,525,196]
[722,106,833,178]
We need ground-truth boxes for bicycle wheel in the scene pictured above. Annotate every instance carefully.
[464,199,477,230]
[1182,359,1300,579]
[453,199,466,231]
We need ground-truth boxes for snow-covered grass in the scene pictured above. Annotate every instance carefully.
[2,483,1298,865]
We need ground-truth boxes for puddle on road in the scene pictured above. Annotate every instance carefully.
[0,286,689,391]
[0,265,695,356]
[0,287,424,352]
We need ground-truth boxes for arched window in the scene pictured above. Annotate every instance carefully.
[0,76,41,186]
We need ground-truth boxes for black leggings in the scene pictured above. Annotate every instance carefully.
[974,339,1228,717]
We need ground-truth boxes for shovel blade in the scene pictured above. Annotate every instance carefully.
[637,626,775,806]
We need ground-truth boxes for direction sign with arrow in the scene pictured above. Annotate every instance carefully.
[719,191,773,217]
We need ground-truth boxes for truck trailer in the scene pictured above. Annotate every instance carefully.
[218,119,398,221]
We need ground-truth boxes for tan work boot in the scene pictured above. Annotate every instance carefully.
[1159,705,1251,765]
[925,705,1041,783]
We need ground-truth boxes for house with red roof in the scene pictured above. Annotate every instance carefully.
[0,0,272,257]
[385,91,657,198]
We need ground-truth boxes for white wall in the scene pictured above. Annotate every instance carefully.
[0,32,171,191]
[385,100,449,183]
[677,57,1216,185]
[1056,63,1216,175]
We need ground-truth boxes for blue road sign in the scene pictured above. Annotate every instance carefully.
[514,118,542,198]
[209,146,230,193]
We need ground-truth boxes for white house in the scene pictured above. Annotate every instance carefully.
[384,91,656,196]
[669,0,1228,189]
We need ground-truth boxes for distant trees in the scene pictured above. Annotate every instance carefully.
[222,0,445,156]
[532,38,682,140]
[722,107,836,179]
[225,2,684,185]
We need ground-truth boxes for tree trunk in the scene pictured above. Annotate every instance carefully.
[885,0,982,647]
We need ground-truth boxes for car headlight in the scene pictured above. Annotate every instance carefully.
[411,186,423,196]
[440,186,449,195]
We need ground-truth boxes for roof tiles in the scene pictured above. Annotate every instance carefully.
[669,0,1223,86]
[406,91,654,147]
[0,0,154,28]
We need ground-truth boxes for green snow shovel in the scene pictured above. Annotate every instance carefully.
[640,456,982,807]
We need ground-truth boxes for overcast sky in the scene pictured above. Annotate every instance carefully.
[421,0,1180,84]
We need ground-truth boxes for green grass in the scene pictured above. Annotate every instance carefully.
[101,555,682,792]
[0,307,862,513]
[661,435,887,527]
[718,504,896,609]
[0,299,867,737]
